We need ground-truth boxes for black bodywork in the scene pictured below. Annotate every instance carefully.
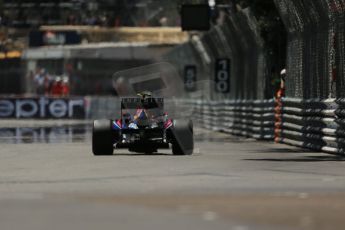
[114,97,171,153]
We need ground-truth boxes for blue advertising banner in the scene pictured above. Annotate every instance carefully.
[0,97,87,119]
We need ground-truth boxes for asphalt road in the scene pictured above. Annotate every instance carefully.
[1,120,345,230]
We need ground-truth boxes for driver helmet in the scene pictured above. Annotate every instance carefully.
[135,109,148,120]
[134,91,152,120]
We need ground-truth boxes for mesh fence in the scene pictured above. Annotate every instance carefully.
[210,9,265,100]
[332,1,345,98]
[274,0,345,99]
[164,8,266,101]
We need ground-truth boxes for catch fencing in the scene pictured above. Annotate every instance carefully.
[163,2,345,155]
[164,8,267,100]
[270,0,345,154]
[87,2,345,155]
[274,0,345,98]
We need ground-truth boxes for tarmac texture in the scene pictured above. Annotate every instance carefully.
[0,120,345,230]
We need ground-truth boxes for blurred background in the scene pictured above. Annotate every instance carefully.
[1,1,345,230]
[0,0,286,98]
[1,0,345,151]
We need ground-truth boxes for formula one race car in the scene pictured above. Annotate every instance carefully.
[92,92,193,155]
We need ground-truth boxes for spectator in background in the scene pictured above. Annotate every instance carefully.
[67,14,77,25]
[85,14,97,26]
[276,69,286,98]
[159,17,168,27]
[62,76,70,96]
[43,74,52,95]
[50,76,64,96]
[99,13,108,27]
[27,70,35,94]
[114,16,121,27]
[34,68,46,95]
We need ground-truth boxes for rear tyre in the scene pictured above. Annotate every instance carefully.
[92,119,115,155]
[171,119,194,155]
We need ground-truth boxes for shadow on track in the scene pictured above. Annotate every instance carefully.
[248,148,314,154]
[100,152,174,156]
[244,155,345,162]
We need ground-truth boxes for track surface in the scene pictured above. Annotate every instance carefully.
[1,120,345,230]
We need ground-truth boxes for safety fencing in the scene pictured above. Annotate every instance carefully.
[274,98,345,154]
[274,0,345,99]
[178,98,345,155]
[164,8,267,100]
[1,95,344,155]
[178,99,276,140]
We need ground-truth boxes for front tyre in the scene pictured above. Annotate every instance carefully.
[171,119,194,155]
[92,119,114,155]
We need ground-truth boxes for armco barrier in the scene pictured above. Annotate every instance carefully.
[336,98,345,153]
[275,98,345,154]
[4,96,343,155]
[88,97,345,154]
[182,98,345,155]
[179,99,275,140]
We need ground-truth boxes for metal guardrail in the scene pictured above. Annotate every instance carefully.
[4,96,336,155]
[179,99,275,140]
[0,95,343,154]
[179,98,345,155]
[275,98,345,154]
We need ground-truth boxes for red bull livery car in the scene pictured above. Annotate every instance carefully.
[92,92,194,155]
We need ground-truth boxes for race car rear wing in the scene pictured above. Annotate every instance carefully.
[121,98,164,109]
